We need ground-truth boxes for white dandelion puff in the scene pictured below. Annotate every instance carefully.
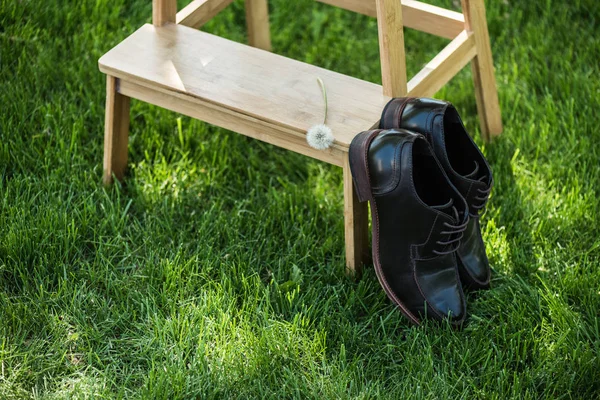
[307,77,334,150]
[307,124,334,150]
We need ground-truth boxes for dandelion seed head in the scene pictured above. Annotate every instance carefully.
[306,124,334,150]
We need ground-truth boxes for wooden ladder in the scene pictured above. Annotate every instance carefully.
[100,0,502,276]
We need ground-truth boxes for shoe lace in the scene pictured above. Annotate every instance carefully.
[468,162,491,217]
[471,182,491,213]
[432,203,469,256]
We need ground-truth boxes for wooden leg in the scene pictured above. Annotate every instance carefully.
[461,0,502,140]
[103,76,130,185]
[245,0,272,51]
[343,159,369,277]
[152,0,177,26]
[375,0,408,97]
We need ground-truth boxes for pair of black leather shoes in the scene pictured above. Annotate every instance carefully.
[349,98,493,326]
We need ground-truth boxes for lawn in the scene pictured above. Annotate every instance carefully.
[1,0,599,398]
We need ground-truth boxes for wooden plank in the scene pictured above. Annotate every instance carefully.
[103,76,130,185]
[343,158,369,277]
[99,24,389,150]
[245,0,272,51]
[316,0,465,39]
[318,0,375,16]
[117,80,347,166]
[153,0,176,26]
[376,0,407,97]
[401,0,465,40]
[461,0,502,139]
[176,0,234,29]
[407,30,476,97]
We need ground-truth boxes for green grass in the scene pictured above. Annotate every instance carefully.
[1,0,599,398]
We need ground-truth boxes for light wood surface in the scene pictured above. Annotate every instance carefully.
[118,79,348,166]
[245,0,272,51]
[153,0,176,26]
[343,158,369,276]
[318,0,374,17]
[316,0,465,39]
[407,30,476,97]
[376,0,408,97]
[461,0,502,140]
[103,76,130,185]
[176,0,234,29]
[99,24,390,151]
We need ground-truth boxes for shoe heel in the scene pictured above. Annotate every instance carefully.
[380,97,411,129]
[349,130,381,203]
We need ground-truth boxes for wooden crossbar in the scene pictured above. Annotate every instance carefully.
[170,0,464,39]
[117,79,348,167]
[176,0,234,28]
[316,0,465,39]
[408,30,476,97]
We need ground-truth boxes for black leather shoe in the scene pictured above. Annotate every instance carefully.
[380,98,493,290]
[349,129,469,326]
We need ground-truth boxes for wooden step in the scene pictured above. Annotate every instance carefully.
[99,23,390,156]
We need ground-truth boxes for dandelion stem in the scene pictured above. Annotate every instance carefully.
[317,77,328,124]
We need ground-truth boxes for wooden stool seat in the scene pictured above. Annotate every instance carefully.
[100,0,502,276]
[100,23,389,164]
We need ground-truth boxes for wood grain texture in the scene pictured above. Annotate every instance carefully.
[117,79,347,166]
[317,0,465,39]
[153,0,176,26]
[245,0,272,51]
[376,0,407,97]
[176,0,234,29]
[99,24,390,150]
[318,0,375,16]
[407,30,476,97]
[461,0,502,140]
[103,76,130,185]
[343,158,369,277]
